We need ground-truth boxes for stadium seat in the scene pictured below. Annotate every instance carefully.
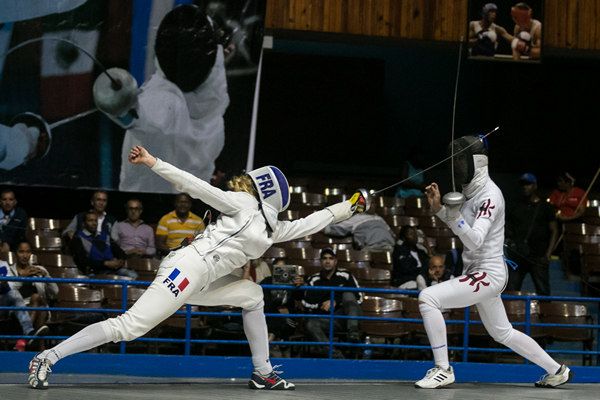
[370,251,393,270]
[539,302,594,365]
[360,296,407,339]
[126,258,161,281]
[30,236,63,252]
[35,253,76,267]
[336,249,371,262]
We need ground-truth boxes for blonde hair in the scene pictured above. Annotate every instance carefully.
[227,174,257,197]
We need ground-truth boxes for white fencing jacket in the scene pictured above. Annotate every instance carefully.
[151,159,350,283]
[436,166,506,273]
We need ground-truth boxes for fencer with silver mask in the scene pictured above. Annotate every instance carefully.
[28,145,367,390]
[415,135,572,389]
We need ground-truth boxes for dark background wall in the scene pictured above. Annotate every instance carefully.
[256,34,599,196]
[4,34,599,220]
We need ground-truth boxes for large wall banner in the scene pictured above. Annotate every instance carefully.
[0,0,265,193]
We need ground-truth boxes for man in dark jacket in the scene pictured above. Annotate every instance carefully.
[392,225,429,288]
[0,189,27,252]
[301,247,362,357]
[69,211,136,278]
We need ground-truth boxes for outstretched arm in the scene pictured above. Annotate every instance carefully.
[128,146,242,214]
[271,191,365,242]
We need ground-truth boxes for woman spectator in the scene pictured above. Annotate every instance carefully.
[9,241,58,330]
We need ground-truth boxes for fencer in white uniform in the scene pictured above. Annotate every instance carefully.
[29,145,365,390]
[415,136,571,389]
[118,5,229,193]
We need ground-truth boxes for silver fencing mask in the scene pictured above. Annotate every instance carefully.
[449,135,488,187]
[155,5,218,93]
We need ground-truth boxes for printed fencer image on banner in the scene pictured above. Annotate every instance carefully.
[118,4,229,193]
[0,0,265,192]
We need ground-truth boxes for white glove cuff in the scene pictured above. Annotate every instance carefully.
[326,201,353,224]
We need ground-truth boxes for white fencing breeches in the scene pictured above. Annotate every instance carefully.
[418,258,560,374]
[48,246,271,372]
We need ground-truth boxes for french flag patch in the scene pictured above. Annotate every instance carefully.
[162,268,189,297]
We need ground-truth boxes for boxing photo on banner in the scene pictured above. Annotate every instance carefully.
[0,0,265,193]
[467,0,543,62]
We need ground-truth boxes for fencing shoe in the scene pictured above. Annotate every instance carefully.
[28,353,53,389]
[535,365,572,388]
[248,370,295,390]
[415,366,455,389]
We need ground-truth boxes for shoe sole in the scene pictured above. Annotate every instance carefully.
[414,380,455,389]
[248,380,295,390]
[535,369,573,388]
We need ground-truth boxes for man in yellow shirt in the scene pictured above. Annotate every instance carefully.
[156,193,205,254]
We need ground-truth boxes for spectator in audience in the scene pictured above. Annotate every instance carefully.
[548,172,587,223]
[0,259,48,351]
[416,254,452,291]
[302,247,362,357]
[324,213,395,251]
[69,211,137,278]
[260,257,303,356]
[63,191,117,240]
[156,193,205,255]
[395,149,427,199]
[0,189,27,252]
[392,225,429,289]
[506,173,558,296]
[9,241,58,331]
[111,199,156,258]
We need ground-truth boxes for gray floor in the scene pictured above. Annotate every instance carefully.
[0,374,598,400]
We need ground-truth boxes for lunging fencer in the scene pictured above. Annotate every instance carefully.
[415,136,571,389]
[28,145,366,390]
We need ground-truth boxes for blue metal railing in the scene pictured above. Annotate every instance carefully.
[1,276,599,364]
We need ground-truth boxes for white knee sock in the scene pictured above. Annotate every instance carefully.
[419,302,450,369]
[242,301,272,375]
[503,330,560,374]
[40,322,111,365]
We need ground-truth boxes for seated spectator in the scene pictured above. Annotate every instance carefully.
[260,257,303,348]
[240,258,272,283]
[9,241,58,331]
[70,211,137,278]
[548,172,587,223]
[392,225,429,289]
[416,254,452,291]
[302,248,362,357]
[0,189,27,252]
[0,260,48,351]
[324,213,395,251]
[111,199,156,258]
[63,190,116,240]
[506,173,558,296]
[156,193,205,255]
